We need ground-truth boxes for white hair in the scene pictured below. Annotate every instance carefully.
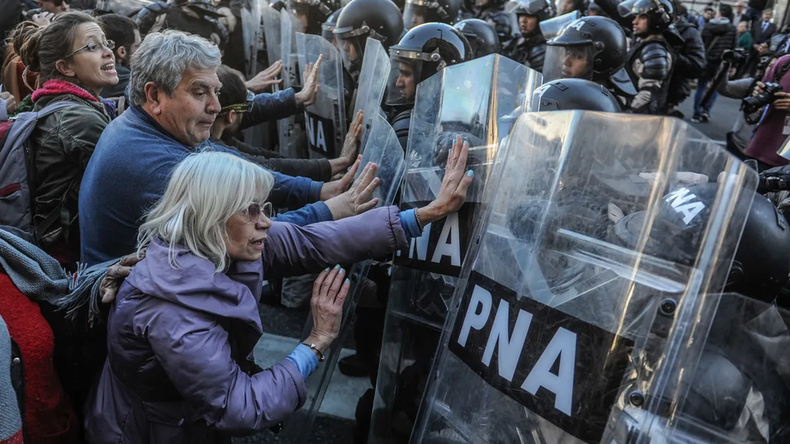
[129,30,221,106]
[137,151,275,272]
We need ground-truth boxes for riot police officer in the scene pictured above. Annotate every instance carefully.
[542,15,634,101]
[386,22,474,148]
[136,0,229,48]
[321,6,342,44]
[502,0,554,71]
[468,0,515,48]
[618,0,676,114]
[333,0,404,79]
[288,0,339,35]
[454,18,500,58]
[403,0,463,29]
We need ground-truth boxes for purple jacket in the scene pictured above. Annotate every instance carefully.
[84,206,407,443]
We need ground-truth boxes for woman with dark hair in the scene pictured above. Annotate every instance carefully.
[18,11,119,265]
[211,64,362,182]
[1,21,41,108]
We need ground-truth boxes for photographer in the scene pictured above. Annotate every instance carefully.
[743,53,790,168]
[714,58,757,159]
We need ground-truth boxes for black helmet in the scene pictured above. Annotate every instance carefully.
[453,18,500,58]
[544,16,627,82]
[322,6,343,42]
[506,0,554,21]
[334,0,404,76]
[530,78,622,112]
[403,0,463,29]
[555,0,588,15]
[288,0,340,34]
[614,183,790,302]
[618,0,673,36]
[387,22,473,105]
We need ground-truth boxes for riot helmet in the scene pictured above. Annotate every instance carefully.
[288,0,339,35]
[387,22,473,105]
[322,7,343,43]
[453,18,500,58]
[543,16,627,82]
[554,0,587,15]
[333,0,404,76]
[614,183,790,302]
[403,0,463,29]
[530,78,622,112]
[618,0,673,37]
[506,0,554,22]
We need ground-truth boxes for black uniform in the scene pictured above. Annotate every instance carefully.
[503,31,547,71]
[136,1,230,49]
[627,38,675,114]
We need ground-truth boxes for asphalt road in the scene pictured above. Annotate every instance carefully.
[677,87,743,144]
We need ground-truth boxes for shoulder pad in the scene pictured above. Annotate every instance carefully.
[640,42,671,80]
[392,109,411,150]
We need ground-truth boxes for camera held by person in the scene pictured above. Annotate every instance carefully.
[743,81,784,114]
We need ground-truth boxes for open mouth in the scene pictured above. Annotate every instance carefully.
[251,237,266,249]
[101,63,116,74]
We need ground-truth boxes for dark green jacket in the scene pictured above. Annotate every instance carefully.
[29,94,111,246]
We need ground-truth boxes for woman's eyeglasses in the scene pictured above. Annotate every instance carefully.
[65,40,115,59]
[243,202,273,224]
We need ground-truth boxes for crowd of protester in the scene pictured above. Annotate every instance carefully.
[1,0,790,442]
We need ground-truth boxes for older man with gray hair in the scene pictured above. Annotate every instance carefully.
[79,30,373,266]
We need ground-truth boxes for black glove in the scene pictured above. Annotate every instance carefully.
[758,165,790,193]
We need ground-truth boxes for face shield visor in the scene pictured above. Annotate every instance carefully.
[334,25,371,77]
[539,10,581,40]
[322,21,337,44]
[386,57,422,105]
[403,2,430,29]
[542,43,595,82]
[288,0,333,33]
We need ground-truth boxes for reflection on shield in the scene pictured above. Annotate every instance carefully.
[278,114,407,443]
[240,0,261,78]
[278,9,306,158]
[409,111,762,444]
[262,2,282,67]
[369,54,542,444]
[353,38,391,154]
[297,33,347,159]
[243,1,278,150]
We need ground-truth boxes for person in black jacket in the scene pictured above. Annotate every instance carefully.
[746,8,776,75]
[666,0,706,117]
[692,4,737,122]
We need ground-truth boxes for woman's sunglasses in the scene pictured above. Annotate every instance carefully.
[243,202,273,224]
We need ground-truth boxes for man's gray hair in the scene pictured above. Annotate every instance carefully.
[129,30,221,106]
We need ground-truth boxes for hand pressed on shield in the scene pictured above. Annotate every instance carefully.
[323,158,381,220]
[245,60,283,93]
[304,266,352,354]
[295,54,323,107]
[332,110,364,173]
[416,136,475,226]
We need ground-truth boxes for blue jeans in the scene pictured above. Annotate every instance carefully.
[693,76,719,116]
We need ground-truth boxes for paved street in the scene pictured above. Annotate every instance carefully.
[677,88,742,145]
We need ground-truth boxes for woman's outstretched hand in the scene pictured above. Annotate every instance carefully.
[305,266,352,354]
[417,136,474,226]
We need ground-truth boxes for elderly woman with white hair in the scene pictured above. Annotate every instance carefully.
[84,141,473,442]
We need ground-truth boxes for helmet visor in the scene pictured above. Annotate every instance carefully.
[322,22,337,44]
[386,57,423,105]
[336,34,365,77]
[539,10,581,40]
[542,43,595,82]
[505,0,550,16]
[403,2,430,29]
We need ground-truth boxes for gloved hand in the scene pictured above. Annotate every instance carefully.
[759,165,790,193]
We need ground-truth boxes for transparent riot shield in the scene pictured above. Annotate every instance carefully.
[296,33,347,159]
[261,3,281,66]
[278,113,407,443]
[410,111,758,444]
[240,0,261,78]
[368,54,542,444]
[278,9,306,158]
[353,38,391,154]
[612,292,790,443]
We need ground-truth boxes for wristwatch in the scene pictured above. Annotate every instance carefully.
[303,343,326,362]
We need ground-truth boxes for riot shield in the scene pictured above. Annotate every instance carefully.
[261,2,281,67]
[353,38,391,154]
[278,8,306,158]
[240,0,261,78]
[539,10,581,40]
[296,33,347,159]
[409,111,758,443]
[278,113,407,443]
[368,54,542,444]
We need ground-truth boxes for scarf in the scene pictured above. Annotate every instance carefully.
[0,227,116,324]
[31,79,116,118]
